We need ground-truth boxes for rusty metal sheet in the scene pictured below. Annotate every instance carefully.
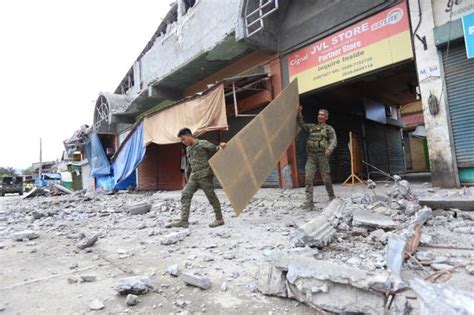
[209,79,300,214]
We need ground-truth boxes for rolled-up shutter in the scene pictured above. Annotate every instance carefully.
[442,43,474,168]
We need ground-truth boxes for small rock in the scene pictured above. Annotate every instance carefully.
[89,299,104,310]
[167,264,179,277]
[223,253,236,260]
[182,272,211,290]
[12,230,39,241]
[175,299,186,308]
[67,277,78,284]
[220,282,228,292]
[369,229,387,243]
[161,230,190,245]
[114,276,154,295]
[80,274,97,282]
[77,234,98,250]
[128,202,151,215]
[465,265,474,275]
[126,294,139,306]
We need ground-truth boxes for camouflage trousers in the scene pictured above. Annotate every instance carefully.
[180,175,222,222]
[305,152,335,203]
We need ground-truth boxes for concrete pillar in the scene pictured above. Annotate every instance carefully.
[408,0,459,188]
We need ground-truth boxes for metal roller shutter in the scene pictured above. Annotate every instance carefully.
[442,43,474,168]
[386,126,405,175]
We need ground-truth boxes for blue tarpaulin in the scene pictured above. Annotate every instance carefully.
[86,133,111,176]
[113,122,145,186]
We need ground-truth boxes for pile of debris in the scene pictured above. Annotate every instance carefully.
[258,177,474,314]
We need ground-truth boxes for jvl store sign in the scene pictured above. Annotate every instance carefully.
[288,1,413,94]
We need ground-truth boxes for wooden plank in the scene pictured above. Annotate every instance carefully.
[209,79,300,214]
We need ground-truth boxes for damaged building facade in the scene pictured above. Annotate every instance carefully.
[88,0,472,192]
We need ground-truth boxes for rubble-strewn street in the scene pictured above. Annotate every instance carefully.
[1,181,473,314]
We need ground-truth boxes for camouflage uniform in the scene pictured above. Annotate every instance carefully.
[180,139,223,223]
[298,113,337,207]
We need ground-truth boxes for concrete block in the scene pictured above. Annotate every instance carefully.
[128,202,151,215]
[419,197,474,211]
[352,210,397,229]
[12,230,39,241]
[182,272,211,290]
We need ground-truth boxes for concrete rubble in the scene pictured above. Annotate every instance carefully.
[161,230,190,245]
[114,276,154,295]
[1,180,473,314]
[128,202,152,215]
[410,278,474,315]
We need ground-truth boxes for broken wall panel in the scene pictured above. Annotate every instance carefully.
[209,80,300,214]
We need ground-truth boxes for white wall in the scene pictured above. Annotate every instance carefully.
[409,0,459,187]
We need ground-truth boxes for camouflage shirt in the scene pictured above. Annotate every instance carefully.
[298,114,337,153]
[185,139,219,179]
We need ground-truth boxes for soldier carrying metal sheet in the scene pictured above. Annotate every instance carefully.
[297,107,337,210]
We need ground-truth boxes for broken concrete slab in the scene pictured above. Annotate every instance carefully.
[419,197,474,211]
[77,234,98,250]
[257,263,287,297]
[352,210,397,229]
[128,202,151,215]
[410,278,474,315]
[161,230,190,245]
[259,254,404,314]
[114,276,154,295]
[12,230,39,241]
[182,272,211,290]
[290,199,347,248]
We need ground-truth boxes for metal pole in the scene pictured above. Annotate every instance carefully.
[39,138,42,179]
[232,82,239,118]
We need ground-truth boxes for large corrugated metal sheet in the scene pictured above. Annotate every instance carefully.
[442,43,474,167]
[209,80,300,214]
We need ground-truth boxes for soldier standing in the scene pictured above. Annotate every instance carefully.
[167,128,226,228]
[297,107,337,210]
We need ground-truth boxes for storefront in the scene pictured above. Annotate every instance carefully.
[437,12,474,183]
[282,1,418,184]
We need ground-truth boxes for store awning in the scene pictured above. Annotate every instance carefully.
[143,83,227,145]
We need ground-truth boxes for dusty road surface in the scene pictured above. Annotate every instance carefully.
[0,182,473,314]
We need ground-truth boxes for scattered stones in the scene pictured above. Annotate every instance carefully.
[182,272,211,290]
[67,277,79,284]
[89,299,104,311]
[220,281,228,292]
[12,230,39,241]
[77,234,98,250]
[80,274,97,282]
[161,230,191,245]
[369,229,387,243]
[167,264,179,277]
[127,202,151,215]
[126,294,139,306]
[114,276,154,295]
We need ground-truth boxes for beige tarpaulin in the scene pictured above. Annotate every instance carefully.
[209,79,300,214]
[143,83,228,145]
